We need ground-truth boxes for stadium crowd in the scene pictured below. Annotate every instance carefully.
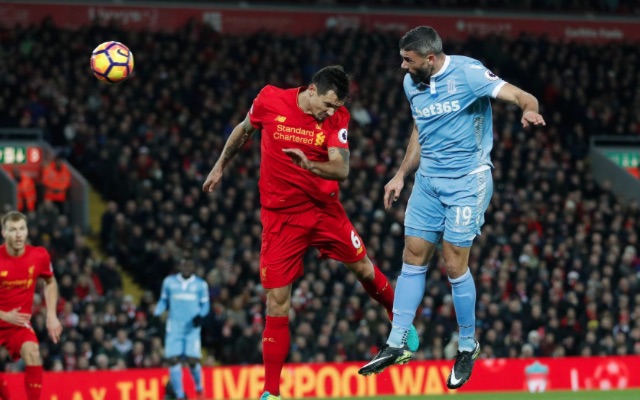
[153,0,640,15]
[1,19,640,370]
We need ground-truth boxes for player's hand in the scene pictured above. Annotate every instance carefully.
[1,308,32,327]
[203,165,223,193]
[521,111,546,128]
[46,314,62,344]
[384,174,405,210]
[193,315,203,327]
[282,149,311,170]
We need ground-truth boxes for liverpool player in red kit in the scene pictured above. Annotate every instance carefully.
[0,211,62,400]
[203,66,418,400]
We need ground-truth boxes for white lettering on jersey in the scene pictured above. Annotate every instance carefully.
[414,100,461,117]
[173,293,197,301]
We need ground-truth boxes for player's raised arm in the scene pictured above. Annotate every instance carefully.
[384,123,420,209]
[495,83,546,128]
[282,146,350,181]
[43,276,62,344]
[203,114,258,193]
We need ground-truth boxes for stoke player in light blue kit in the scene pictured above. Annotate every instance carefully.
[359,26,545,387]
[154,255,210,400]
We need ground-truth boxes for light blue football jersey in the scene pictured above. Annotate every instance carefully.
[154,274,210,334]
[403,55,506,178]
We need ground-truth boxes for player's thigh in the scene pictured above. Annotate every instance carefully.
[260,208,312,289]
[183,329,202,359]
[310,202,366,264]
[4,327,38,361]
[405,173,446,235]
[440,169,493,247]
[164,333,186,359]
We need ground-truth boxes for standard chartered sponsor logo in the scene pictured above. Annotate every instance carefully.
[277,124,314,136]
[414,100,460,117]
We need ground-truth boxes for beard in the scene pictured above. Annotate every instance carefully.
[409,66,431,84]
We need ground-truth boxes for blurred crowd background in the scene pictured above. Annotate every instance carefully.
[1,1,640,372]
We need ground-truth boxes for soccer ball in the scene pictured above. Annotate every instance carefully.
[90,41,135,84]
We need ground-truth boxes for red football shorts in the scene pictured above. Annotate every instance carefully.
[260,201,367,288]
[0,325,38,360]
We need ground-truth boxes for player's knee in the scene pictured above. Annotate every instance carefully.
[20,342,41,366]
[265,292,290,317]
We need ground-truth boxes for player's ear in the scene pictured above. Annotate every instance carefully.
[308,84,317,97]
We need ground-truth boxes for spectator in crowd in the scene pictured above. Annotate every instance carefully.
[14,168,37,213]
[41,154,71,214]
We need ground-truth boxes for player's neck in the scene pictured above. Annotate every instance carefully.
[7,245,25,257]
[430,53,447,78]
[297,89,312,115]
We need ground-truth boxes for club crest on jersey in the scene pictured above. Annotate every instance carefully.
[338,128,348,144]
[484,70,499,81]
[315,132,326,146]
[447,79,457,94]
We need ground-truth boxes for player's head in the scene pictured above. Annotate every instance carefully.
[1,211,28,252]
[179,253,196,279]
[399,26,444,83]
[307,65,350,121]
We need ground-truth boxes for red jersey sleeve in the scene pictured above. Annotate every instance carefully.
[249,85,275,129]
[36,247,54,279]
[326,107,350,150]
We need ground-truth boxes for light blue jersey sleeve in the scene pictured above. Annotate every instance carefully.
[154,277,171,316]
[463,60,506,99]
[198,279,210,318]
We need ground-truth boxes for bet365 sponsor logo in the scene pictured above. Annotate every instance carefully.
[414,100,460,117]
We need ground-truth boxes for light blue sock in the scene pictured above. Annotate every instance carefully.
[169,364,184,399]
[190,362,203,392]
[449,268,477,352]
[387,263,427,348]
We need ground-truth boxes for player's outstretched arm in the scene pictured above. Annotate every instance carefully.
[495,83,546,128]
[43,276,62,344]
[384,123,420,209]
[282,146,350,181]
[203,114,257,192]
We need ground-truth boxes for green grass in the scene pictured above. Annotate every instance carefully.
[293,390,640,400]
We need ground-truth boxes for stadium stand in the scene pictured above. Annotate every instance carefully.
[1,19,639,370]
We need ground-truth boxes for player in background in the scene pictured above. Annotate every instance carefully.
[0,211,62,400]
[203,65,418,400]
[358,26,546,388]
[154,255,210,400]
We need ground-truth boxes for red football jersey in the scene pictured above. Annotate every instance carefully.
[249,85,350,211]
[0,244,53,328]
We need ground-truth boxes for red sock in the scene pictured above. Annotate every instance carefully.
[262,316,290,396]
[0,376,10,400]
[359,264,395,321]
[24,366,42,400]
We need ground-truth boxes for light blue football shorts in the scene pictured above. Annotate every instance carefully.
[165,329,202,359]
[405,169,493,248]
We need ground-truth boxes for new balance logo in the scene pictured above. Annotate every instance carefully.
[275,115,286,122]
[262,337,276,342]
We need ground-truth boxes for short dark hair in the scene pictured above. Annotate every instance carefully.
[311,65,350,100]
[399,26,443,57]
